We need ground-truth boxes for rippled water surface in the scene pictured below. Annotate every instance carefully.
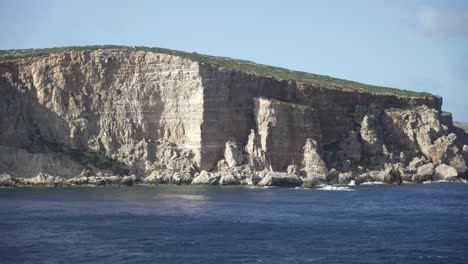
[1,183,468,264]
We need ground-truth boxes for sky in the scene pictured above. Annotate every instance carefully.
[1,0,468,121]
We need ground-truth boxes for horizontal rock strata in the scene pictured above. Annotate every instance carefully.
[1,48,467,187]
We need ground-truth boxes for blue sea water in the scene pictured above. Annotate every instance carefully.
[0,183,467,264]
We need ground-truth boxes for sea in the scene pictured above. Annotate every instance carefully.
[1,182,467,264]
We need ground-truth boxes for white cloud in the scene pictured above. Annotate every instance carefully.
[410,5,468,34]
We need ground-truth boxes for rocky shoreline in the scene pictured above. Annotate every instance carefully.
[1,170,466,189]
[2,133,466,188]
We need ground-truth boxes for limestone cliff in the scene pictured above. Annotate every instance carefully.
[0,46,466,186]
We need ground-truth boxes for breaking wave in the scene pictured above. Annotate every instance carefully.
[318,185,355,191]
[361,181,384,185]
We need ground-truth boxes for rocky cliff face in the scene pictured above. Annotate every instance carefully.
[0,48,466,186]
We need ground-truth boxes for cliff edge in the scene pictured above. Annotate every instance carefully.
[0,46,466,187]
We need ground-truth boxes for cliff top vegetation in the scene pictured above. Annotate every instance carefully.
[0,45,432,98]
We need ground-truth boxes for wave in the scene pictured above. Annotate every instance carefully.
[423,179,468,184]
[318,185,355,191]
[403,181,415,184]
[291,187,309,190]
[245,186,272,189]
[360,181,384,185]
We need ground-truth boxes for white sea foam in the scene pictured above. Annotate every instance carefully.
[361,181,384,185]
[422,179,467,184]
[318,185,355,191]
[245,186,273,189]
[423,180,454,184]
[245,186,275,189]
[291,187,308,190]
[347,180,356,186]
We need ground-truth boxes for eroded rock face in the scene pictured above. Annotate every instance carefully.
[383,107,442,156]
[361,115,387,157]
[301,138,328,182]
[224,141,244,167]
[429,134,466,173]
[254,97,322,171]
[337,131,361,163]
[1,48,466,186]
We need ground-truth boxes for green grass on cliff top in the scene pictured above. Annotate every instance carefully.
[0,45,432,98]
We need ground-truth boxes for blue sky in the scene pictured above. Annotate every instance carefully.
[2,0,468,121]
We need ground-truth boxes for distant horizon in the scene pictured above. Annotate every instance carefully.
[2,0,467,121]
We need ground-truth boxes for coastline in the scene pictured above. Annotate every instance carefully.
[2,173,466,189]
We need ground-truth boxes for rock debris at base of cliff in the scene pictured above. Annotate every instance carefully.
[1,47,467,187]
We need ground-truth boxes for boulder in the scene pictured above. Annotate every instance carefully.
[408,157,424,172]
[66,176,89,185]
[25,172,64,186]
[337,171,355,185]
[301,178,318,188]
[87,176,106,185]
[219,173,240,185]
[170,171,194,185]
[105,176,121,185]
[0,173,16,187]
[191,170,220,185]
[224,141,244,167]
[143,171,159,184]
[393,163,414,182]
[356,172,375,184]
[143,169,194,185]
[257,172,302,187]
[122,175,138,186]
[413,163,435,183]
[433,164,458,181]
[326,168,340,184]
[375,167,402,185]
[245,174,262,185]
